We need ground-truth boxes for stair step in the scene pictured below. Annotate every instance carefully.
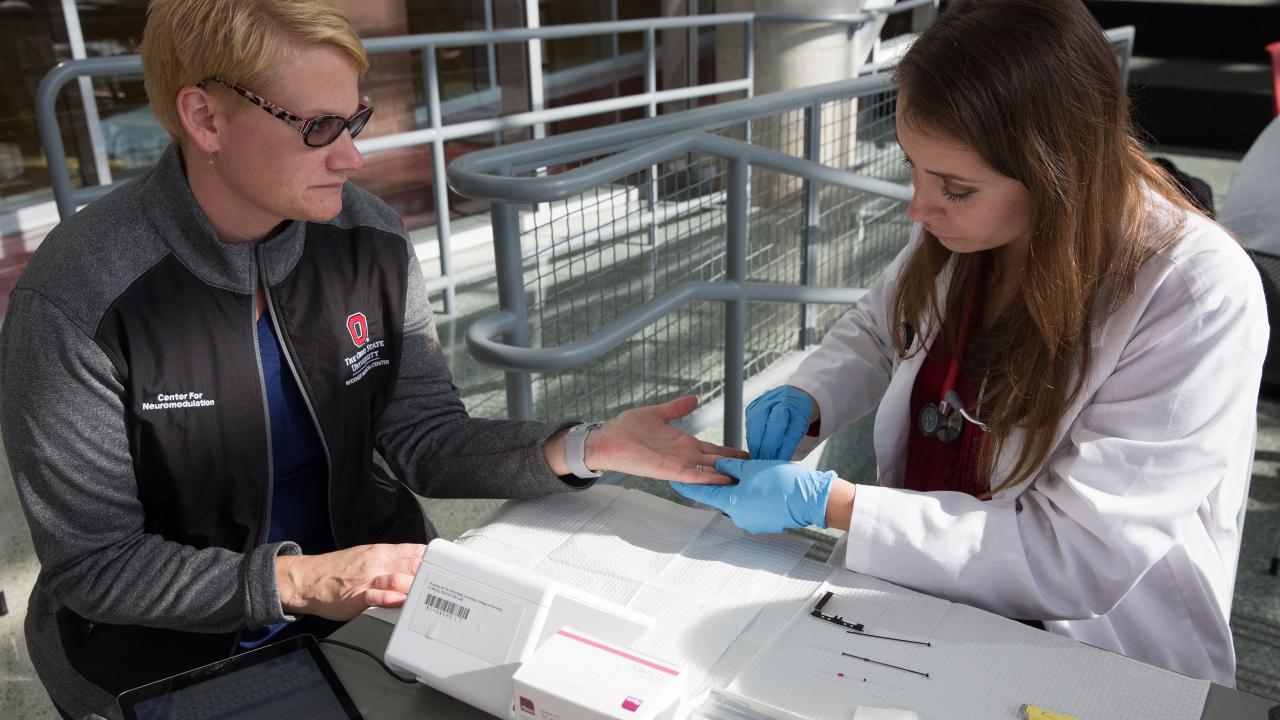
[1087,1,1280,64]
[1130,56,1273,95]
[1130,84,1272,152]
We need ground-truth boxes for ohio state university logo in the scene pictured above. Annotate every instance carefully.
[346,312,369,347]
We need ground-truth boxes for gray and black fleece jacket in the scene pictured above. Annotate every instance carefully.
[1,144,585,719]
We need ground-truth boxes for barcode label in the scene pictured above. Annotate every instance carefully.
[425,592,471,620]
[409,571,517,665]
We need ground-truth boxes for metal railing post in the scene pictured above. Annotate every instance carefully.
[644,28,658,119]
[423,49,457,315]
[687,0,700,111]
[35,55,142,220]
[799,101,823,347]
[60,0,111,187]
[1110,27,1136,90]
[724,156,748,449]
[610,0,621,124]
[525,0,547,141]
[644,27,660,302]
[743,17,755,146]
[484,0,502,148]
[38,74,77,220]
[492,200,536,420]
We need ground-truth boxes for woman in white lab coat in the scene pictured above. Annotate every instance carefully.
[673,0,1268,686]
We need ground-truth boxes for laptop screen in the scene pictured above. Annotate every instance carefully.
[118,634,363,720]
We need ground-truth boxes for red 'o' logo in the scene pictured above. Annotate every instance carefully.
[346,312,369,347]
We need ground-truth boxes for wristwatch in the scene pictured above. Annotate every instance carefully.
[564,422,604,479]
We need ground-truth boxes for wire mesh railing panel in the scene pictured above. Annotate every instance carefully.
[811,90,912,335]
[506,84,912,425]
[819,90,899,174]
[813,189,912,336]
[744,164,805,382]
[526,151,733,423]
[715,108,812,385]
[433,279,510,420]
[747,109,809,158]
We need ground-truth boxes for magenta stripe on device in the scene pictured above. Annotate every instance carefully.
[555,629,680,676]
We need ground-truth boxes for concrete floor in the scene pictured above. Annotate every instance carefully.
[2,146,1278,716]
[1236,400,1280,697]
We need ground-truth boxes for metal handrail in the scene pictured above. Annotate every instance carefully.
[33,16,752,317]
[450,25,1137,183]
[456,123,911,447]
[449,73,902,194]
[459,127,910,371]
[35,7,934,314]
[1107,25,1136,89]
[447,25,1139,444]
[33,16,759,217]
[452,127,911,205]
[35,54,146,214]
[468,282,872,372]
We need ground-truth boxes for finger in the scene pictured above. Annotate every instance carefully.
[700,452,742,469]
[363,588,409,608]
[375,570,415,591]
[401,555,423,577]
[656,394,698,421]
[746,403,767,457]
[674,464,738,485]
[670,481,724,504]
[778,411,810,460]
[679,471,736,486]
[714,457,747,478]
[758,405,791,459]
[697,439,751,459]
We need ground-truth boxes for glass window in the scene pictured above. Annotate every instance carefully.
[0,0,700,236]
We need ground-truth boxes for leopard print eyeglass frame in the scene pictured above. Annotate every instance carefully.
[197,76,374,148]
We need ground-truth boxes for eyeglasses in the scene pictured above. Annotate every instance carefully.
[197,75,374,148]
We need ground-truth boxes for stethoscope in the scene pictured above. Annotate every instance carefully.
[916,272,990,443]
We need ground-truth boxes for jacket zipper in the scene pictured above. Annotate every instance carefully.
[232,253,276,654]
[249,252,275,547]
[255,245,339,548]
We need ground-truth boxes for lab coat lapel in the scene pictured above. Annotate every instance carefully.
[873,260,954,489]
[874,346,926,488]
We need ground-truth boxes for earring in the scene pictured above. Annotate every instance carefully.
[208,153,214,166]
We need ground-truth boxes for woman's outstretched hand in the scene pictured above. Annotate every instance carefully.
[546,395,749,485]
[592,395,749,485]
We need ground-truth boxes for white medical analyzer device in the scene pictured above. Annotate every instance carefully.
[384,538,655,719]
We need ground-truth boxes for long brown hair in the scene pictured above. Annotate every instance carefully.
[891,0,1200,495]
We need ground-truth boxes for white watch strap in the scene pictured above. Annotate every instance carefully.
[564,422,603,478]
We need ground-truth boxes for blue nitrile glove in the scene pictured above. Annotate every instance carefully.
[745,385,815,460]
[672,458,835,534]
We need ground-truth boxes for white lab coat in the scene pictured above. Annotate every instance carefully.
[788,204,1268,686]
